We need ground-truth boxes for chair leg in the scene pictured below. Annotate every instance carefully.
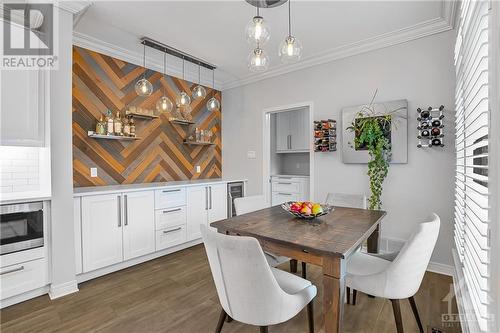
[390,299,404,333]
[226,316,233,323]
[215,308,227,333]
[259,326,268,333]
[301,261,307,279]
[290,259,298,273]
[307,300,314,333]
[409,296,424,333]
[352,289,357,306]
[346,287,351,304]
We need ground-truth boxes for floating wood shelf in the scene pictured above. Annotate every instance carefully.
[125,112,159,119]
[183,140,215,146]
[170,118,195,125]
[88,133,140,141]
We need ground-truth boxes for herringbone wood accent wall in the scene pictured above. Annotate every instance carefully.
[72,46,222,187]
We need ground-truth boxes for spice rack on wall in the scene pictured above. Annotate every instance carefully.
[314,119,337,152]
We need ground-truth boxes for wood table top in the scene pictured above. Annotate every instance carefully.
[211,205,386,258]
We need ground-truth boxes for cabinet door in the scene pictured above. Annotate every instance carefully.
[276,112,291,151]
[122,191,155,261]
[0,68,44,146]
[208,184,228,224]
[82,194,123,272]
[187,186,208,241]
[289,109,309,151]
[73,198,82,275]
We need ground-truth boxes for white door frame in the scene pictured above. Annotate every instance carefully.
[262,101,315,205]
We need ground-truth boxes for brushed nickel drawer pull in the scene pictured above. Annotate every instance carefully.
[162,189,181,193]
[1,266,24,275]
[277,182,293,185]
[163,227,182,234]
[163,208,182,214]
[278,193,292,196]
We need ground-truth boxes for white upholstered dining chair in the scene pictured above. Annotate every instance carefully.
[234,196,292,269]
[345,213,441,333]
[325,192,367,209]
[201,224,317,333]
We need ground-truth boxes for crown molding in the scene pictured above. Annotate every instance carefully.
[222,0,458,90]
[72,32,223,90]
[56,1,92,15]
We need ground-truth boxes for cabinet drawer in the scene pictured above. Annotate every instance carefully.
[156,225,187,251]
[155,206,187,230]
[155,187,186,209]
[272,181,300,193]
[272,192,299,206]
[0,258,47,300]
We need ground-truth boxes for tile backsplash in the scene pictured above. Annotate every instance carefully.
[0,146,51,198]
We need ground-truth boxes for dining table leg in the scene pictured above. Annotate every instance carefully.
[322,256,346,333]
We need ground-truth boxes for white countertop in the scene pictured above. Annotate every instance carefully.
[73,178,247,196]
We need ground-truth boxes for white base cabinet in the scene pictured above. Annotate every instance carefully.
[187,184,227,241]
[81,191,155,273]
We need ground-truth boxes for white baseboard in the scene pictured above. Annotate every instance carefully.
[0,286,49,309]
[49,280,79,299]
[427,261,454,276]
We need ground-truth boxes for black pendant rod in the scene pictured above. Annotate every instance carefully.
[141,37,216,70]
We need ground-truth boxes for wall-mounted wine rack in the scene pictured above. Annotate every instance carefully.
[314,119,337,152]
[417,105,445,148]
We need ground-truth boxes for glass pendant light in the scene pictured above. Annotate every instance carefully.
[206,69,220,112]
[279,0,303,63]
[156,52,174,113]
[175,58,191,107]
[135,44,153,96]
[245,7,270,46]
[248,43,269,72]
[192,64,207,100]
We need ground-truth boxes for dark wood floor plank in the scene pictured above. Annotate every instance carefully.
[0,245,460,333]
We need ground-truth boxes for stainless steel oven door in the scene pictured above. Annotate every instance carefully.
[0,202,43,255]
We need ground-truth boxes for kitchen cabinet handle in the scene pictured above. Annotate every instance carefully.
[278,193,293,196]
[162,189,181,193]
[209,187,212,210]
[163,227,182,234]
[205,187,208,210]
[124,195,128,226]
[277,182,293,185]
[0,265,24,275]
[163,208,182,214]
[117,195,122,227]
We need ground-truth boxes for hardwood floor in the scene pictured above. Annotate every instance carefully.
[1,245,460,333]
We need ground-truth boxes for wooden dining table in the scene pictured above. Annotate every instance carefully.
[210,205,386,333]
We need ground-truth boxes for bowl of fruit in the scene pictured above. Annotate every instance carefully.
[281,201,333,220]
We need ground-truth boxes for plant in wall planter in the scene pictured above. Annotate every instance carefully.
[346,90,404,210]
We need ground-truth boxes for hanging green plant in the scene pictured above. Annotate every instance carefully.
[346,91,400,210]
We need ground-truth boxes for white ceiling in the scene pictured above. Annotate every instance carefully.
[75,1,455,89]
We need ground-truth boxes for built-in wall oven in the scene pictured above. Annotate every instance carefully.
[0,202,43,255]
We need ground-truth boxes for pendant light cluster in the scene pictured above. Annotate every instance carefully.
[246,0,302,72]
[135,38,219,113]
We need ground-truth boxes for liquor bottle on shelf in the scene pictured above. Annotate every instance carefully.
[114,111,122,135]
[96,115,106,135]
[123,116,131,137]
[129,116,136,137]
[106,110,114,135]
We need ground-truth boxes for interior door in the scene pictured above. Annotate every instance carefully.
[82,194,123,272]
[187,186,208,241]
[208,184,228,224]
[122,191,155,261]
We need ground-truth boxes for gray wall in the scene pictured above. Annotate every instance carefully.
[222,31,456,266]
